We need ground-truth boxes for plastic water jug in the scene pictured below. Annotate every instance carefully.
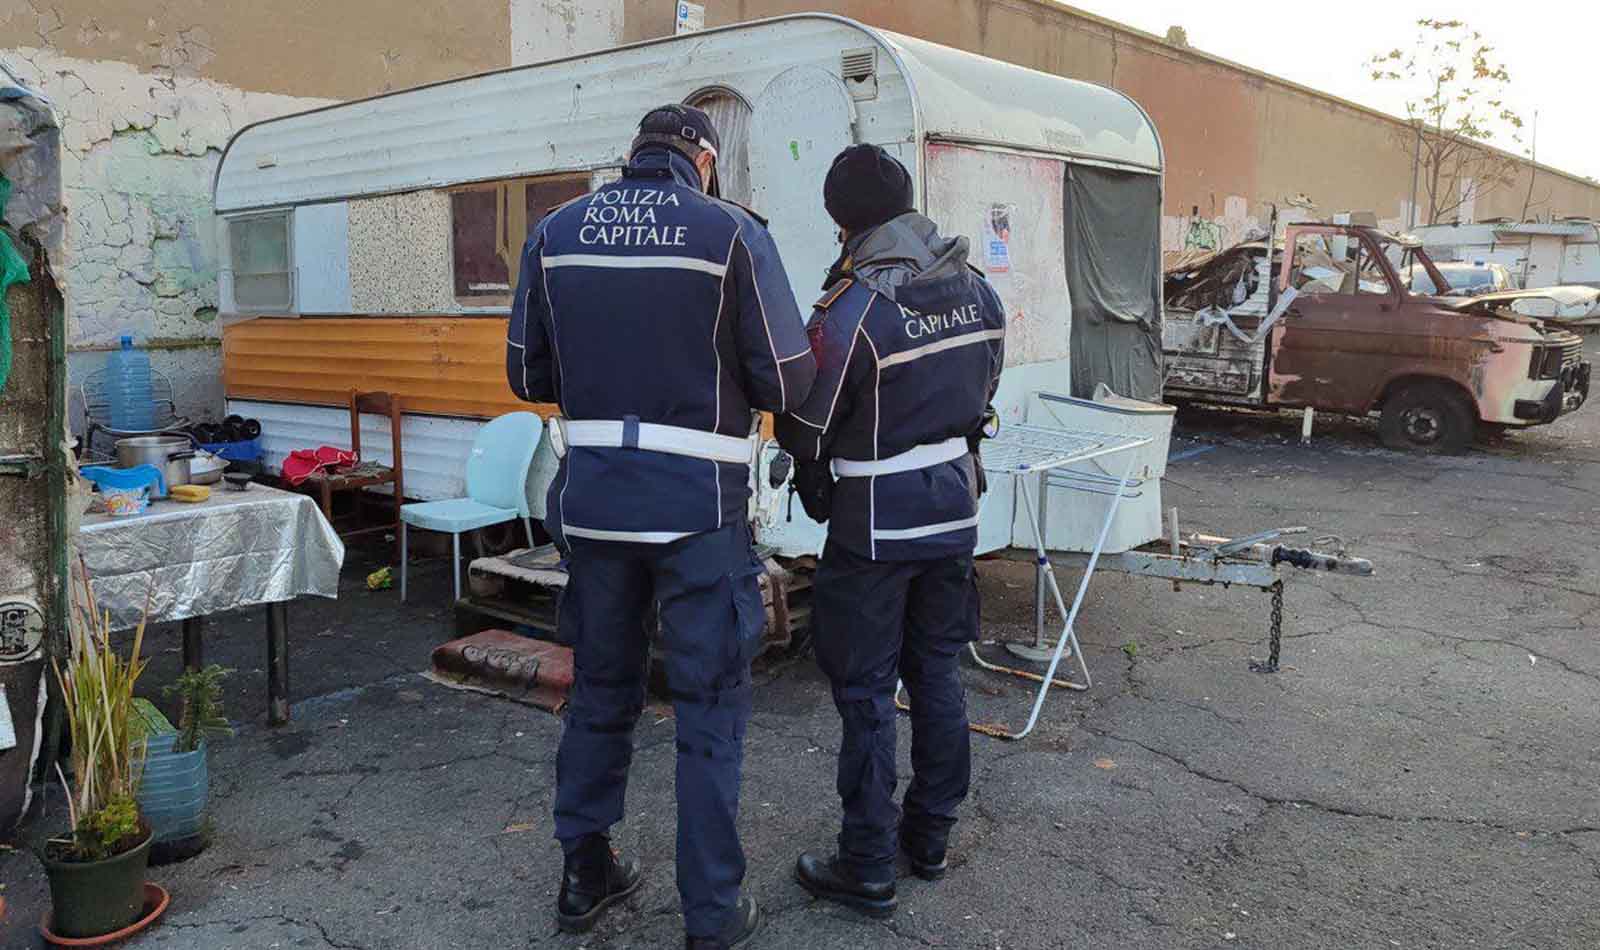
[105,335,155,431]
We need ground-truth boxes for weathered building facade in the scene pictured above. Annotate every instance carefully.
[3,0,1597,422]
[0,0,510,422]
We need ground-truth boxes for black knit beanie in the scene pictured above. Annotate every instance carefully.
[823,145,915,233]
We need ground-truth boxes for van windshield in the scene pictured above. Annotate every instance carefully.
[1381,239,1447,296]
[1289,231,1393,295]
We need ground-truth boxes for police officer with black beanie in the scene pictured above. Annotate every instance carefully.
[822,143,916,234]
[776,145,1005,916]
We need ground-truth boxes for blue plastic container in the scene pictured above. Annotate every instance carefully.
[79,463,166,497]
[137,732,208,842]
[105,335,155,431]
[79,464,165,515]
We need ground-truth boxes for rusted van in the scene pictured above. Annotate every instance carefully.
[1163,223,1591,452]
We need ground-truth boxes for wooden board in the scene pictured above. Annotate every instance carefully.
[222,315,555,420]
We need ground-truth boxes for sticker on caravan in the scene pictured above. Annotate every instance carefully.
[983,203,1015,274]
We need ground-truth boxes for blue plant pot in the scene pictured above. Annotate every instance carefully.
[136,733,208,842]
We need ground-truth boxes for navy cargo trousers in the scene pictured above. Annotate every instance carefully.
[810,540,978,882]
[551,520,766,938]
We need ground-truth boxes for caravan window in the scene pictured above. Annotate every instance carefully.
[451,174,590,307]
[687,88,752,207]
[229,212,293,312]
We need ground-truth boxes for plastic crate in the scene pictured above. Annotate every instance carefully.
[198,437,262,463]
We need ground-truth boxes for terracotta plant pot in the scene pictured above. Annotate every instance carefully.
[40,883,170,947]
[40,830,152,939]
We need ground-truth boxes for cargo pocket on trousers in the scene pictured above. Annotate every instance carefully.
[553,557,580,646]
[963,559,982,644]
[729,558,767,670]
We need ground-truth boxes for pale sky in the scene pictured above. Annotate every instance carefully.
[1066,0,1600,182]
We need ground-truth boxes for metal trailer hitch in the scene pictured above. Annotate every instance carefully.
[1183,526,1373,672]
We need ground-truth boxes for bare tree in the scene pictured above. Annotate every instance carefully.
[1368,19,1525,225]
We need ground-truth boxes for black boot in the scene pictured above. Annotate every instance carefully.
[795,851,897,918]
[556,835,643,933]
[899,826,949,881]
[685,895,761,949]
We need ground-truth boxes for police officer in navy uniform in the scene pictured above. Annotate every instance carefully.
[506,104,816,949]
[775,145,1005,917]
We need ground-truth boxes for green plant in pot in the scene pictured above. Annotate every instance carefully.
[138,664,232,863]
[41,572,152,939]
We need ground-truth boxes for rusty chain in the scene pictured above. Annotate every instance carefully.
[1249,580,1284,673]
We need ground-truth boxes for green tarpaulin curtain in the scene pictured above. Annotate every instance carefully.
[1063,164,1163,401]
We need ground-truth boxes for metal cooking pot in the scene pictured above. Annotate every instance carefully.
[115,435,194,498]
[188,450,225,485]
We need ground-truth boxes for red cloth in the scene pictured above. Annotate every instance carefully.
[282,445,358,486]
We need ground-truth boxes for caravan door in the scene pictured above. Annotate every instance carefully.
[1525,235,1563,289]
[747,65,855,557]
[749,65,856,307]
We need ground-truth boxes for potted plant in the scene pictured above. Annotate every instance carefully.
[40,572,152,940]
[138,665,231,862]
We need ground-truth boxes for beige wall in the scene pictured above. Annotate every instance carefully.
[0,0,511,98]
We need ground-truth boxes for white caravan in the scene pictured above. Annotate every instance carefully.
[213,13,1173,560]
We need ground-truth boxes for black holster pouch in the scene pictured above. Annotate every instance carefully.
[792,460,835,524]
[967,405,999,497]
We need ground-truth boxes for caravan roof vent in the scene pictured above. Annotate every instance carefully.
[840,47,878,101]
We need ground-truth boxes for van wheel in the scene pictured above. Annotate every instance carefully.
[1379,383,1474,454]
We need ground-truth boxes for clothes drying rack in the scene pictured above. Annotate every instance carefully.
[962,423,1150,740]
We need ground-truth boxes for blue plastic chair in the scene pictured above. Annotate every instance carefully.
[399,412,542,603]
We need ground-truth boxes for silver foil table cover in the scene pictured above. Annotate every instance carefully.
[79,484,345,723]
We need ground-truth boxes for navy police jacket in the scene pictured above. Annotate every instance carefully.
[775,258,1006,561]
[506,147,816,544]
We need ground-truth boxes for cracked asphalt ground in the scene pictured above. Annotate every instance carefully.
[4,336,1598,949]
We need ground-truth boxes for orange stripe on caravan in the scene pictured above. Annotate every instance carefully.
[222,315,776,436]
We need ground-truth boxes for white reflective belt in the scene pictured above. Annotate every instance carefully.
[831,437,968,478]
[554,418,758,465]
[872,514,981,541]
[562,524,694,544]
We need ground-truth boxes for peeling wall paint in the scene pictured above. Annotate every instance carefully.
[0,0,510,101]
[0,47,332,424]
[347,190,456,314]
[511,0,623,66]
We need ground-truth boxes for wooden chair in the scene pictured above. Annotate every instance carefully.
[302,391,405,563]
